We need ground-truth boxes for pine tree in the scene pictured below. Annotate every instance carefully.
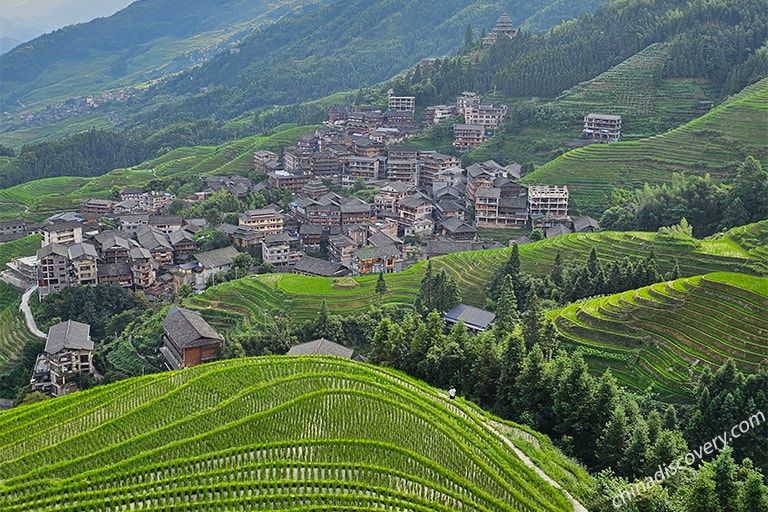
[494,274,519,336]
[375,271,387,300]
[521,292,543,350]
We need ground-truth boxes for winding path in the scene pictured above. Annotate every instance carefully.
[20,286,46,338]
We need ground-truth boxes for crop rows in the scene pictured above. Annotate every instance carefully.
[553,272,768,401]
[0,357,577,511]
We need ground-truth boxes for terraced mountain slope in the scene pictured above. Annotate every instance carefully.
[0,235,43,374]
[187,223,768,326]
[523,77,768,214]
[0,357,593,511]
[0,126,314,222]
[553,272,768,402]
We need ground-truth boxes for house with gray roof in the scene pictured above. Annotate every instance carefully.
[44,320,93,396]
[160,307,224,369]
[194,246,239,284]
[287,338,354,359]
[293,255,350,278]
[444,304,496,334]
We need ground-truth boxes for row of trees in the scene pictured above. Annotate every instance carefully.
[600,157,768,237]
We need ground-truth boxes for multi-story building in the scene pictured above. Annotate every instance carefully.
[268,170,311,192]
[261,232,304,267]
[129,246,155,291]
[385,157,419,184]
[348,156,385,184]
[583,113,622,142]
[149,215,183,236]
[453,124,486,151]
[528,185,569,222]
[238,208,284,236]
[340,198,373,225]
[117,214,150,238]
[465,102,507,130]
[37,243,70,299]
[397,193,433,227]
[456,91,481,111]
[0,219,27,243]
[328,234,358,263]
[481,13,517,45]
[253,150,280,172]
[136,225,174,267]
[67,243,98,286]
[424,104,456,124]
[387,95,415,112]
[419,152,460,189]
[42,220,83,246]
[310,151,342,178]
[79,198,115,216]
[374,181,413,211]
[44,320,93,397]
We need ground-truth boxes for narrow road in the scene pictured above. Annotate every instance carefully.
[20,286,46,338]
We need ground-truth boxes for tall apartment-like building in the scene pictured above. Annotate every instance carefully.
[453,124,486,151]
[387,95,416,113]
[238,208,284,236]
[528,185,569,221]
[419,152,460,189]
[583,113,622,142]
[44,320,93,397]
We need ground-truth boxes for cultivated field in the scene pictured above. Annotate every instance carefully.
[0,357,593,511]
[553,272,768,402]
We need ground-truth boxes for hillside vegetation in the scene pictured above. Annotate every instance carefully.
[0,126,314,222]
[0,0,336,113]
[553,272,768,402]
[0,357,593,511]
[523,77,768,214]
[186,223,768,328]
[0,235,43,375]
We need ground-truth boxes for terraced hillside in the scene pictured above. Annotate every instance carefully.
[551,43,718,138]
[524,77,768,214]
[188,224,768,325]
[0,126,314,222]
[553,272,768,402]
[0,235,43,374]
[0,357,593,511]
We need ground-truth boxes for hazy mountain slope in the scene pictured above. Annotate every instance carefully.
[0,0,333,110]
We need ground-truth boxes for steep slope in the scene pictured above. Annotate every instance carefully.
[0,0,334,111]
[522,77,768,214]
[0,357,593,511]
[552,273,768,402]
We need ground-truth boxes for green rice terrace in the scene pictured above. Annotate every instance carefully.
[0,125,316,222]
[0,235,44,374]
[0,357,594,511]
[187,223,768,327]
[551,42,718,138]
[552,272,768,403]
[524,77,768,215]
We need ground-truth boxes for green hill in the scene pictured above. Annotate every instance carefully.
[0,235,43,375]
[186,223,768,328]
[0,125,314,222]
[0,357,593,511]
[522,77,768,215]
[552,272,768,402]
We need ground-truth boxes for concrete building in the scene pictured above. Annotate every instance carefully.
[583,113,622,142]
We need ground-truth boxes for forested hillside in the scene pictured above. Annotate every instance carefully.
[401,0,767,104]
[0,0,335,111]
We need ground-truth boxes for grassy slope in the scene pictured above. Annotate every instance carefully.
[188,222,768,327]
[0,357,593,511]
[521,77,768,215]
[0,125,316,222]
[0,235,43,374]
[552,272,768,402]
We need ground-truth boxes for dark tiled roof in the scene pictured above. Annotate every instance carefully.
[194,246,239,269]
[98,262,132,278]
[163,307,224,350]
[573,216,600,232]
[45,320,93,353]
[293,255,349,277]
[444,304,496,331]
[137,226,172,251]
[546,224,573,238]
[287,338,354,358]
[441,217,475,234]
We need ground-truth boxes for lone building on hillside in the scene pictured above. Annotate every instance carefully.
[481,13,518,45]
[160,307,224,370]
[583,113,622,142]
[43,320,94,397]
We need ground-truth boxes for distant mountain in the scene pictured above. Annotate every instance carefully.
[0,0,610,135]
[0,0,334,110]
[0,0,134,52]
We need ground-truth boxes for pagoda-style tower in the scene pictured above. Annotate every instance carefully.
[482,13,518,45]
